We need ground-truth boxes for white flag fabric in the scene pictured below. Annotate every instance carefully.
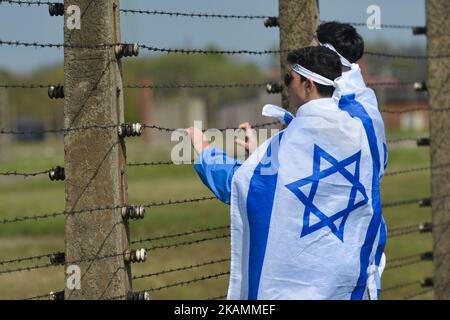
[194,64,387,300]
[333,63,388,299]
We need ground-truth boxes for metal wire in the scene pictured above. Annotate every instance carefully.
[0,120,279,135]
[388,224,426,238]
[130,225,230,245]
[0,2,429,32]
[0,225,228,270]
[383,280,422,292]
[384,250,450,271]
[0,234,229,276]
[1,39,448,59]
[133,258,230,280]
[381,106,450,114]
[382,197,429,209]
[125,82,268,89]
[0,80,422,91]
[0,251,60,266]
[127,160,177,167]
[404,288,434,300]
[0,83,52,89]
[0,196,217,225]
[0,169,50,177]
[384,162,450,177]
[386,137,428,144]
[22,292,52,301]
[120,8,270,20]
[144,233,230,251]
[0,261,58,276]
[0,0,53,5]
[388,219,450,239]
[146,270,229,293]
[108,270,230,300]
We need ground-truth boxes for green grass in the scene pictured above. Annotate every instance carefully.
[0,133,435,300]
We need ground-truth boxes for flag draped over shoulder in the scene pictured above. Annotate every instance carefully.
[333,63,388,299]
[194,64,387,300]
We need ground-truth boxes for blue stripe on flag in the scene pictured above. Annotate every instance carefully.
[283,112,294,125]
[246,132,284,300]
[339,94,383,300]
[375,218,387,298]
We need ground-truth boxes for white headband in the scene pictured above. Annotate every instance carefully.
[319,42,352,68]
[291,63,336,87]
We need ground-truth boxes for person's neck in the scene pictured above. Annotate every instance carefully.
[294,95,331,113]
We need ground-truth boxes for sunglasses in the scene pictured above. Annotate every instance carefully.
[284,72,293,87]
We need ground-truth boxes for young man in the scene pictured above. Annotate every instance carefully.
[264,22,387,299]
[315,22,388,300]
[187,46,385,299]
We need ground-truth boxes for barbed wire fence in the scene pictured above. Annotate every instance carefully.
[0,0,448,300]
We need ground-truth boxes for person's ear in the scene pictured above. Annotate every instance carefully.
[305,79,314,94]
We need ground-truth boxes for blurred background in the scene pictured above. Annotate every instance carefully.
[0,0,434,300]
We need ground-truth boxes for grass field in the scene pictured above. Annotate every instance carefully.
[0,130,434,300]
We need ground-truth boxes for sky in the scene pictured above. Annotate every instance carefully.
[0,0,426,74]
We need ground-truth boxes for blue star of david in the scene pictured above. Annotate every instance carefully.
[285,144,369,242]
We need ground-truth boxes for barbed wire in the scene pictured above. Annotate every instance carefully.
[388,223,429,238]
[0,0,53,6]
[404,288,434,300]
[130,225,229,245]
[120,8,270,20]
[0,233,229,276]
[0,251,59,266]
[0,120,280,135]
[0,2,427,31]
[0,195,217,225]
[389,252,432,265]
[384,162,450,177]
[0,261,58,276]
[133,257,230,280]
[384,250,450,271]
[0,80,424,91]
[143,233,230,251]
[386,137,428,144]
[1,39,447,59]
[110,271,230,300]
[0,124,116,135]
[0,169,51,177]
[0,83,53,89]
[6,147,449,178]
[127,160,178,167]
[382,197,430,209]
[0,225,228,270]
[0,104,445,135]
[125,82,267,90]
[22,292,54,301]
[144,272,230,298]
[382,280,422,292]
[381,106,450,114]
[389,219,450,238]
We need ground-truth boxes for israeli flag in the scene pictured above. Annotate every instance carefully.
[334,63,388,300]
[194,65,387,300]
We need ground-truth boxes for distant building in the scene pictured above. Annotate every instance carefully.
[360,58,429,131]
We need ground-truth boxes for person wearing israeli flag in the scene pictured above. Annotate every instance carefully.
[258,22,388,300]
[187,45,386,300]
[314,22,388,300]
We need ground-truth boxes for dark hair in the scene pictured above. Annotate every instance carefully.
[287,46,341,97]
[316,21,364,63]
